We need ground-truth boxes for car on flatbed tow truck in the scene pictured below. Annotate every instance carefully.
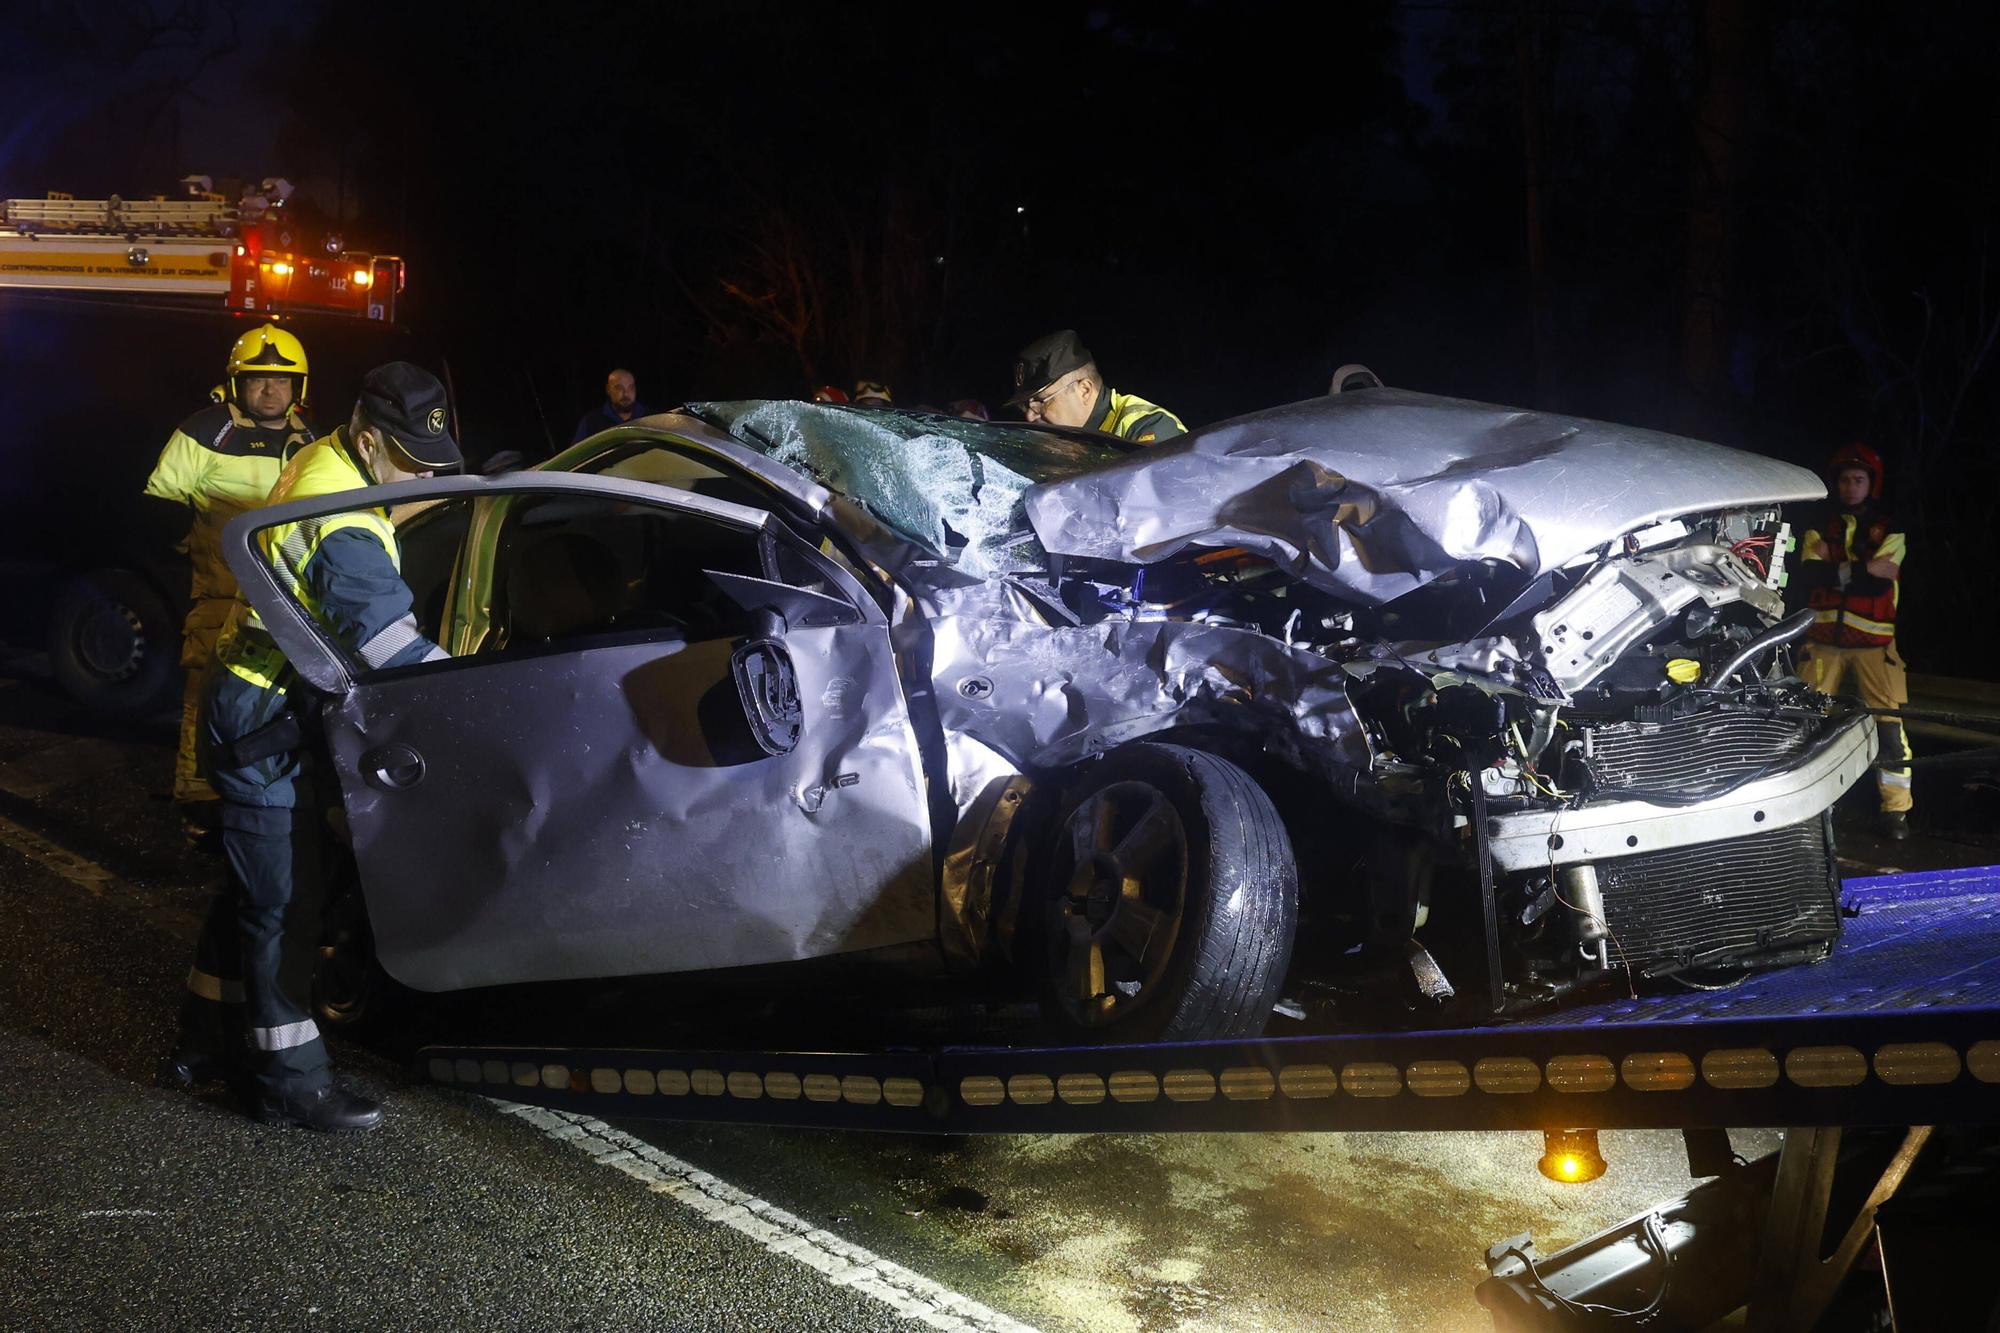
[226,392,1875,1042]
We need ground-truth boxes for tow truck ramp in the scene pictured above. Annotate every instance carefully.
[420,864,1998,1329]
[423,865,1998,1135]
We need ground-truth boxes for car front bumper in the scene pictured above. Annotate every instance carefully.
[1486,705,1878,872]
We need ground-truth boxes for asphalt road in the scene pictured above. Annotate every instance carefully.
[2,659,1992,1332]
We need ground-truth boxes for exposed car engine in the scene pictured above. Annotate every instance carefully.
[1048,504,1861,1012]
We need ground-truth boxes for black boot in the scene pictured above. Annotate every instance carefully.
[252,1082,384,1133]
[1880,810,1910,841]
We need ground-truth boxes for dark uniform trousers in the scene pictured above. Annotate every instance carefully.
[177,667,331,1100]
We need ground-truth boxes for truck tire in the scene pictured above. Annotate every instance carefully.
[46,569,180,718]
[1038,744,1298,1042]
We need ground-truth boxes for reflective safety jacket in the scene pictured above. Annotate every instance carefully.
[144,402,314,602]
[216,429,446,692]
[1799,506,1906,647]
[1086,387,1186,445]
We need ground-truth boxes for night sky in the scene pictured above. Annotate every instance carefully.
[4,0,1997,661]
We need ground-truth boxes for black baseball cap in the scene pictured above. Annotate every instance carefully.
[358,361,461,469]
[1005,329,1093,408]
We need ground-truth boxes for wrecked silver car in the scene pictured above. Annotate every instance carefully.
[227,390,1873,1042]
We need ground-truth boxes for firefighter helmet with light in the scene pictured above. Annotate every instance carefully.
[225,323,308,407]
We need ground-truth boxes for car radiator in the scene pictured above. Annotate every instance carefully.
[1594,816,1843,977]
[1584,709,1823,798]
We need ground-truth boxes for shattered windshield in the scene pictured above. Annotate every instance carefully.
[686,401,1123,577]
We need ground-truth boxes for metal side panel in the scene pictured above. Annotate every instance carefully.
[338,625,935,992]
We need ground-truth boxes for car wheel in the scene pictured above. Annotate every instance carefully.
[46,569,180,718]
[1039,744,1298,1042]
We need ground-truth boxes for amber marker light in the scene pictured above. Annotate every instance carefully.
[1538,1127,1606,1183]
[352,268,373,287]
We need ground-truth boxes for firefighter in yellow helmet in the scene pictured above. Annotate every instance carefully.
[143,323,315,834]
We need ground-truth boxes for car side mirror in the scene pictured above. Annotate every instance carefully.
[703,568,860,628]
[730,610,802,756]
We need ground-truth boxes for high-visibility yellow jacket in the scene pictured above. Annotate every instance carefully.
[144,402,314,602]
[216,429,443,691]
[1086,387,1186,445]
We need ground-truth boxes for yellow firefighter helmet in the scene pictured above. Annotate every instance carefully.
[225,322,308,406]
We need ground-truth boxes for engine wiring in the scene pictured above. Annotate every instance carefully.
[1508,720,1573,802]
[1729,534,1775,578]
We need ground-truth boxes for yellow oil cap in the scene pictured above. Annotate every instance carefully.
[1666,658,1701,684]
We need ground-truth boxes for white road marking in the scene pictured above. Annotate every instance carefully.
[1,1208,162,1220]
[494,1101,1041,1333]
[0,815,118,896]
[80,1209,163,1218]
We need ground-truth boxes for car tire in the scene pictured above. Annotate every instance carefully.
[46,569,180,718]
[1037,744,1298,1042]
[314,877,405,1033]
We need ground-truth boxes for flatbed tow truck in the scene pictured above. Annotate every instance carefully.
[416,859,2000,1329]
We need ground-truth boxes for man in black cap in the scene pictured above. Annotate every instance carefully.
[161,362,460,1132]
[1006,329,1185,444]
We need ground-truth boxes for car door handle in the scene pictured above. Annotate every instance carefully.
[360,743,426,792]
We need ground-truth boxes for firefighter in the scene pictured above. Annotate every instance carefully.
[161,362,460,1131]
[1006,329,1185,443]
[571,367,651,443]
[143,323,315,836]
[1794,442,1913,839]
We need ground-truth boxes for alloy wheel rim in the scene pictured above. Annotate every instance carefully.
[1050,780,1188,1026]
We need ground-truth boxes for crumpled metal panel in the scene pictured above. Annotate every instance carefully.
[329,624,936,993]
[936,733,1032,970]
[1021,389,1824,605]
[924,581,1372,775]
[668,412,1382,822]
[688,400,1120,579]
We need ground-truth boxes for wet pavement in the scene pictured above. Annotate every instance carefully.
[2,655,1993,1332]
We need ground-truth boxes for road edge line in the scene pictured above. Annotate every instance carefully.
[0,814,118,896]
[488,1099,1041,1333]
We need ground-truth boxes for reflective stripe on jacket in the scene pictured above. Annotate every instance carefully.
[1087,387,1186,445]
[144,402,313,602]
[216,429,405,690]
[1801,512,1905,648]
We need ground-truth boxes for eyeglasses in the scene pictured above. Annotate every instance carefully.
[1024,371,1084,415]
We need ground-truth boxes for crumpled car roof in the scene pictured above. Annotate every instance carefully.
[1020,389,1825,605]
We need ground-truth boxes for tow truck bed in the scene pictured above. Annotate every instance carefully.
[421,865,2000,1134]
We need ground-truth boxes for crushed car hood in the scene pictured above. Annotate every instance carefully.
[1021,389,1824,605]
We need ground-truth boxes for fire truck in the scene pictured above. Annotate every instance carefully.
[0,177,439,715]
[0,176,403,321]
